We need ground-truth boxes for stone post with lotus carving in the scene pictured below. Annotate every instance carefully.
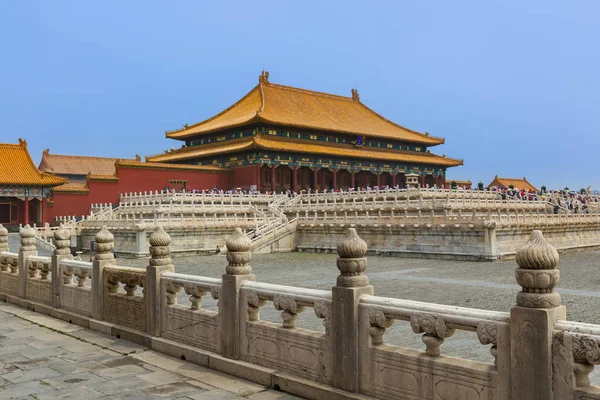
[220,227,256,359]
[92,226,116,320]
[146,226,174,336]
[51,225,73,308]
[510,230,565,400]
[331,228,374,392]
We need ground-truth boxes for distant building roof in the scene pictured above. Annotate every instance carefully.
[148,133,463,166]
[165,71,445,146]
[0,140,66,187]
[487,176,537,192]
[38,149,136,176]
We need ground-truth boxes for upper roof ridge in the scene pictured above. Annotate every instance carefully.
[166,83,262,137]
[264,81,355,102]
[44,152,128,161]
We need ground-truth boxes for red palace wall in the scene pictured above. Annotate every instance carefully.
[231,165,259,190]
[47,166,231,221]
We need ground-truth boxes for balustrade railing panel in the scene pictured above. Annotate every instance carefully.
[0,252,19,296]
[25,255,52,305]
[1,223,600,400]
[240,281,333,384]
[160,272,221,352]
[103,265,147,332]
[60,259,93,317]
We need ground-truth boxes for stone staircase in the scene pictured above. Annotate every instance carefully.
[250,194,298,253]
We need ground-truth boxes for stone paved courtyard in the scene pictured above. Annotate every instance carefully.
[0,303,302,399]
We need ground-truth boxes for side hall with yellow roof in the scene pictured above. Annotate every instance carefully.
[147,71,463,192]
[487,176,538,192]
[0,139,66,229]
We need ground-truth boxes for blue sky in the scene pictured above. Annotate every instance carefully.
[1,1,598,189]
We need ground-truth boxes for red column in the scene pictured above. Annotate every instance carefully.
[392,173,397,188]
[333,169,338,191]
[255,165,261,192]
[24,197,29,226]
[313,168,319,190]
[421,175,426,188]
[271,166,276,192]
[42,197,47,225]
[376,172,381,187]
[351,171,356,189]
[292,167,298,193]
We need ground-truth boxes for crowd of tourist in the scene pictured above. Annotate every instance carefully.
[160,184,599,215]
[488,186,600,214]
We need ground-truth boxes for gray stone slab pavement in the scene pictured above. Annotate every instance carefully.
[0,303,303,400]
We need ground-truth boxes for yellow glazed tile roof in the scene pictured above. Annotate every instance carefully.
[38,150,135,176]
[487,176,537,192]
[148,134,462,167]
[52,182,90,193]
[117,159,227,172]
[0,140,66,187]
[165,73,444,146]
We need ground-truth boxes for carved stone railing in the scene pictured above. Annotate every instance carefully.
[0,251,19,296]
[240,281,333,384]
[160,272,221,352]
[103,265,147,332]
[554,321,600,399]
[60,259,93,317]
[79,214,275,231]
[120,190,277,204]
[1,224,600,400]
[359,295,510,399]
[25,255,52,305]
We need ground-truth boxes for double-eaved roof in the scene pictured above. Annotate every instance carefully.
[148,133,463,166]
[0,140,66,187]
[165,72,445,146]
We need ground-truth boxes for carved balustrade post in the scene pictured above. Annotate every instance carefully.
[134,223,148,257]
[146,226,174,336]
[510,230,565,400]
[51,225,73,308]
[18,224,37,297]
[219,227,255,359]
[331,228,374,393]
[92,226,116,320]
[484,220,497,259]
[0,224,8,252]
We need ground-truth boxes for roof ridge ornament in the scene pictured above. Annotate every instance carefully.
[259,70,269,83]
[351,88,360,102]
[18,138,27,147]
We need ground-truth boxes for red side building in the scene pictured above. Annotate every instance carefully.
[0,140,66,229]
[39,153,229,221]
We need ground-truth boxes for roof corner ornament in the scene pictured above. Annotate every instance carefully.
[351,88,360,102]
[183,123,188,129]
[259,70,270,83]
[135,154,141,162]
[43,148,50,155]
[425,132,430,136]
[18,138,27,147]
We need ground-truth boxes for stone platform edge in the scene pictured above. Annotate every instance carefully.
[0,292,373,400]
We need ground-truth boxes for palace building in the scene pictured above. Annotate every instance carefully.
[487,176,538,192]
[147,72,463,192]
[0,140,66,228]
